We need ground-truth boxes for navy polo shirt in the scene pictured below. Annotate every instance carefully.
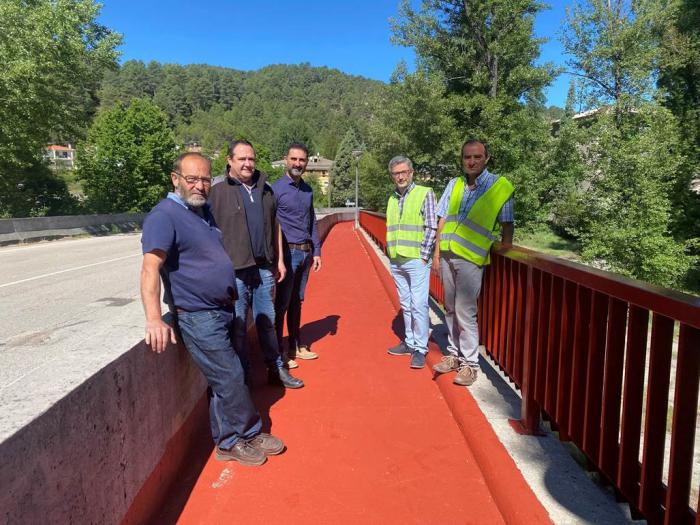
[272,174,321,256]
[141,193,237,312]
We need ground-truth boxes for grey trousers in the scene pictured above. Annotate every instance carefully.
[440,254,484,368]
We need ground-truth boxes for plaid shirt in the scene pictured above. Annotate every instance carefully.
[436,170,514,223]
[394,182,438,260]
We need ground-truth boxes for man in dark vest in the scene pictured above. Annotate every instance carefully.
[209,140,304,389]
[140,152,283,466]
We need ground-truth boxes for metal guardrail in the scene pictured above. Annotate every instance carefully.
[359,210,700,525]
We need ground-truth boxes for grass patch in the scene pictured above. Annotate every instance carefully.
[514,225,580,260]
[55,167,84,196]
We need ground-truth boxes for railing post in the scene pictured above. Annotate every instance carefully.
[509,264,544,435]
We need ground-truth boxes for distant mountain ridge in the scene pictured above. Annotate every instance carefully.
[98,61,384,158]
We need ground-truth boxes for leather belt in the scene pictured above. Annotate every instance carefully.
[288,242,312,252]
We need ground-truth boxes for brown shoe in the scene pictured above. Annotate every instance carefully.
[296,344,318,360]
[453,365,478,386]
[216,440,267,466]
[283,354,299,369]
[432,355,461,374]
[248,432,285,455]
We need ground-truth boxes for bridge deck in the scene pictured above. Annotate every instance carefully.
[163,222,550,524]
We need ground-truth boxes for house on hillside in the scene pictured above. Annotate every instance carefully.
[550,108,605,135]
[44,144,76,170]
[185,142,202,153]
[271,153,334,195]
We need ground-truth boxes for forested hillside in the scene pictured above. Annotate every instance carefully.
[98,61,384,159]
[2,0,697,292]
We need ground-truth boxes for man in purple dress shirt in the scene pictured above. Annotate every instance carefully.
[273,142,322,368]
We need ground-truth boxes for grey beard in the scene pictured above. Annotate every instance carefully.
[185,194,207,208]
[177,188,206,209]
[290,168,303,177]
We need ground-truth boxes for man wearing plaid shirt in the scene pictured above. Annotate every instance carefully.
[432,140,514,386]
[385,155,438,369]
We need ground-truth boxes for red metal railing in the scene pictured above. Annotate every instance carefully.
[359,210,700,525]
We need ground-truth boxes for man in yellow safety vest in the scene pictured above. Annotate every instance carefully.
[385,155,437,369]
[432,140,514,386]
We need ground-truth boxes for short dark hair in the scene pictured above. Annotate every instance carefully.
[461,139,489,158]
[227,139,255,158]
[172,152,211,173]
[287,141,309,156]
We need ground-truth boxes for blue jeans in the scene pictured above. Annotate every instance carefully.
[275,247,312,350]
[176,308,262,449]
[234,265,283,370]
[390,257,431,354]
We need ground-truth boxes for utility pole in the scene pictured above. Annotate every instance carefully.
[351,149,363,229]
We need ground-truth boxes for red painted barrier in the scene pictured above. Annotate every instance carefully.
[359,210,700,525]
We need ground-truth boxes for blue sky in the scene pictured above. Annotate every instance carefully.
[98,0,572,107]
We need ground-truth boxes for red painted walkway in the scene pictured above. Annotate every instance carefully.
[172,223,551,525]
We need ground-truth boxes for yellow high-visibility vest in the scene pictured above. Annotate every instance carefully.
[439,176,513,266]
[386,185,430,259]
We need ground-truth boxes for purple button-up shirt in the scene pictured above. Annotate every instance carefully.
[272,173,321,256]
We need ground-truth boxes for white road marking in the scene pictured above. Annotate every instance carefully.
[0,233,140,255]
[0,254,140,288]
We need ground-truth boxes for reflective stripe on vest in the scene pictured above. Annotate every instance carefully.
[439,176,513,266]
[386,185,430,259]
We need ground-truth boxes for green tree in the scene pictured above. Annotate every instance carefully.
[577,107,693,287]
[545,101,588,237]
[77,99,177,213]
[386,0,556,228]
[369,63,460,197]
[561,0,660,112]
[98,62,382,161]
[559,0,696,287]
[4,163,80,218]
[358,153,395,212]
[0,0,120,216]
[656,0,700,251]
[329,129,362,207]
[304,174,324,203]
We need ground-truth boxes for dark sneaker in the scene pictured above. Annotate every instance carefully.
[410,351,426,369]
[268,367,304,389]
[216,440,267,466]
[388,341,412,356]
[453,365,478,386]
[248,432,285,455]
[432,355,461,374]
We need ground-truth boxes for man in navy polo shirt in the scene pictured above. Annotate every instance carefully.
[272,142,322,367]
[140,152,284,466]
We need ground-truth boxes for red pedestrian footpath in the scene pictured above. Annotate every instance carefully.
[172,222,551,524]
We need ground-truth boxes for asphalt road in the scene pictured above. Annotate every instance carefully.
[0,234,148,440]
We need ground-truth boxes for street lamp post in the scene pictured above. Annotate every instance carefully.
[351,149,363,229]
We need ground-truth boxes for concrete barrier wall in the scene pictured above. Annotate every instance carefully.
[0,323,206,525]
[0,213,147,245]
[0,209,357,245]
[0,213,353,524]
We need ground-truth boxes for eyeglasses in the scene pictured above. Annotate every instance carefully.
[176,173,212,185]
[391,170,412,177]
